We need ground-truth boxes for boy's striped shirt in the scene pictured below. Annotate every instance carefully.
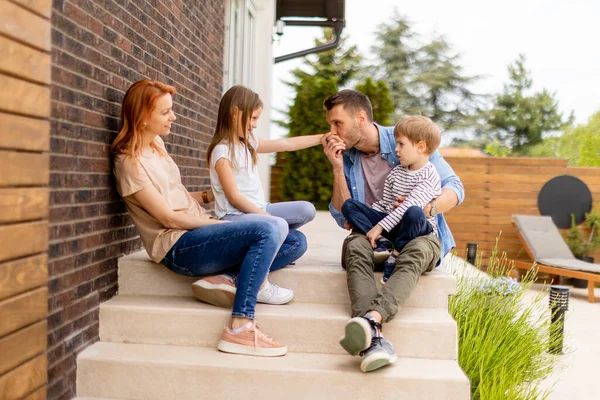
[372,162,442,233]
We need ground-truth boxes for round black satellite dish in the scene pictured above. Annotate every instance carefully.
[537,175,592,229]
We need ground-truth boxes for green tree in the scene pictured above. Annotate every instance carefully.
[279,29,367,208]
[279,30,395,208]
[409,36,484,130]
[528,111,600,166]
[281,75,338,209]
[370,12,484,131]
[483,54,573,152]
[369,12,413,113]
[484,140,511,157]
[290,29,362,87]
[355,78,394,126]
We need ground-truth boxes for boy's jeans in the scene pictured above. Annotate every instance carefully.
[162,220,280,319]
[341,199,433,251]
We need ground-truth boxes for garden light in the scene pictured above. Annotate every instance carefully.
[466,242,478,265]
[549,285,570,354]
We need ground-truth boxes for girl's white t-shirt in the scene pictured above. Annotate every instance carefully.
[209,136,267,218]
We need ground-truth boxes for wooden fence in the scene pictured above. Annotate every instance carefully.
[270,154,600,266]
[0,1,51,399]
[445,156,600,266]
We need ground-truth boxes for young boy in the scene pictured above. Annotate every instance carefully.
[341,115,442,284]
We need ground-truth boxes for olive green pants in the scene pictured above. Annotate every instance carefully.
[341,232,441,323]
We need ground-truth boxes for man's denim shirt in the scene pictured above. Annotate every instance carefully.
[329,123,465,261]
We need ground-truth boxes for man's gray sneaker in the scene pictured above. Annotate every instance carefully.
[339,315,381,356]
[360,336,397,372]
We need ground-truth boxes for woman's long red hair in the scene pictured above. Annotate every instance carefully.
[111,80,176,157]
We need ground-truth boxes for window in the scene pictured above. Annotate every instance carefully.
[224,0,256,90]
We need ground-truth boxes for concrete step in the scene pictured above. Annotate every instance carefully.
[99,295,457,360]
[77,342,470,400]
[118,250,455,308]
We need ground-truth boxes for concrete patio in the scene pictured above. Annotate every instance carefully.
[537,283,600,399]
[301,211,599,400]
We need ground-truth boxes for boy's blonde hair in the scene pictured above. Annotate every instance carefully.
[394,116,441,155]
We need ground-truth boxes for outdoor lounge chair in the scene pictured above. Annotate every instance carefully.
[512,215,600,303]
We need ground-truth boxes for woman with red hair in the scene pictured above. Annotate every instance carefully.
[112,80,288,357]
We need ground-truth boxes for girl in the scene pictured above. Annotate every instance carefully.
[112,80,291,357]
[207,86,328,303]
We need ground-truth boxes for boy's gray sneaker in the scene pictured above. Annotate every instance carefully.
[360,336,397,372]
[339,315,381,356]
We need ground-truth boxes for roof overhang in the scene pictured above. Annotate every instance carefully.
[274,0,345,63]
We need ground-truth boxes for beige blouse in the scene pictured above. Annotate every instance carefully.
[113,137,207,262]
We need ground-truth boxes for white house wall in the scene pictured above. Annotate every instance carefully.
[252,0,275,201]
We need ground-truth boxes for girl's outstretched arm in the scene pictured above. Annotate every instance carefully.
[257,133,325,154]
[215,158,269,215]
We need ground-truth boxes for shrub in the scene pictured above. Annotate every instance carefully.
[281,75,338,210]
[449,240,559,399]
[564,209,600,258]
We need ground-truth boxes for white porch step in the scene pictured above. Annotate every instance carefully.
[99,295,457,360]
[77,342,470,400]
[118,251,455,308]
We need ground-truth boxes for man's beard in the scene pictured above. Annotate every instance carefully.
[346,123,362,149]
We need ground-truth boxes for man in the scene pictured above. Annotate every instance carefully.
[321,90,464,373]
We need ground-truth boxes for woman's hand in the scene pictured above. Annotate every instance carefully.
[190,190,215,204]
[202,190,215,204]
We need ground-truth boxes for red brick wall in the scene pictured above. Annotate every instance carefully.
[48,1,224,398]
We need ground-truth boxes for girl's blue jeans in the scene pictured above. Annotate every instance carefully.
[222,201,316,271]
[162,220,280,319]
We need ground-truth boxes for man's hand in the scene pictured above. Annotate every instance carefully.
[343,220,352,231]
[366,224,384,248]
[392,195,406,210]
[321,133,345,169]
[423,202,432,217]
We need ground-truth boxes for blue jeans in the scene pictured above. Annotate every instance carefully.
[341,199,433,252]
[223,201,316,270]
[162,221,280,319]
[266,201,316,229]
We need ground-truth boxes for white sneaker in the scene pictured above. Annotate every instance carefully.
[257,280,294,305]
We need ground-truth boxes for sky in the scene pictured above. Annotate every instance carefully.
[270,0,600,140]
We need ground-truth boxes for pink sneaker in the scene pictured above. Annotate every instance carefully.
[191,274,236,308]
[217,321,287,357]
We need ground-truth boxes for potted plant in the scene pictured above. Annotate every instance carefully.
[564,208,600,287]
